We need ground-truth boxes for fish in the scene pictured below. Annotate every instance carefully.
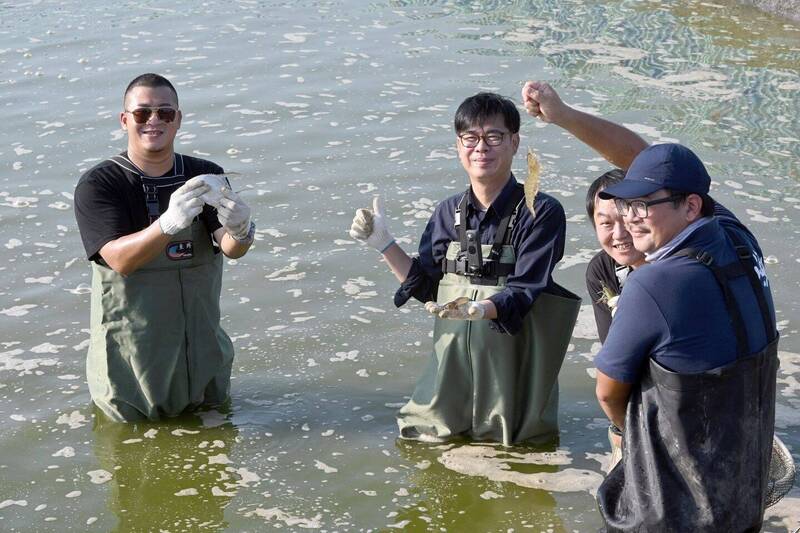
[524,148,541,216]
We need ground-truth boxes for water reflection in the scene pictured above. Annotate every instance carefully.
[92,408,241,532]
[393,438,572,531]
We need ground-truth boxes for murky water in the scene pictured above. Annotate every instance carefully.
[1,0,798,531]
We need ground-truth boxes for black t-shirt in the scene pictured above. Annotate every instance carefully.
[74,152,223,262]
[585,250,627,343]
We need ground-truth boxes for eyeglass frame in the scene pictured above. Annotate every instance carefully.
[457,130,510,148]
[614,193,684,218]
[124,106,179,124]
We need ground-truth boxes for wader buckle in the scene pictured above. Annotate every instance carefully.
[696,250,714,266]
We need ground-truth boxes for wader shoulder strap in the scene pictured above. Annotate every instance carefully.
[675,240,774,357]
[726,230,774,341]
[443,185,523,282]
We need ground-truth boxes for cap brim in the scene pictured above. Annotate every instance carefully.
[598,180,663,200]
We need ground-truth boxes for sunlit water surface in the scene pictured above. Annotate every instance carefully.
[1,0,799,531]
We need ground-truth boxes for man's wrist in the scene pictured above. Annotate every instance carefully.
[231,221,256,243]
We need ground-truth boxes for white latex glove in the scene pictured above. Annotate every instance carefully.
[349,195,395,253]
[217,187,252,240]
[424,298,486,320]
[159,177,209,236]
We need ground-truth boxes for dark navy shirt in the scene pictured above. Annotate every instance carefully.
[595,204,776,383]
[395,175,566,335]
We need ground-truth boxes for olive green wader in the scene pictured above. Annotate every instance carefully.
[398,186,581,445]
[88,156,234,422]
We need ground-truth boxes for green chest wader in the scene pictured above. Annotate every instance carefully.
[597,234,779,532]
[397,185,581,445]
[87,155,234,422]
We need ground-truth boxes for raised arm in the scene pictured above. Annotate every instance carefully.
[521,81,648,170]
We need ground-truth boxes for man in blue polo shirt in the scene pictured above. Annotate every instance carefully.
[593,143,778,532]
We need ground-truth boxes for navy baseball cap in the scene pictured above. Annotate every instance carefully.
[598,143,711,200]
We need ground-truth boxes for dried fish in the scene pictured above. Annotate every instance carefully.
[524,148,541,216]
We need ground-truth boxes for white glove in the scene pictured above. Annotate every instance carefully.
[424,297,486,320]
[217,187,252,240]
[349,195,395,253]
[159,177,209,236]
[194,173,229,208]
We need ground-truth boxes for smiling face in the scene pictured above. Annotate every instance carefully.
[622,190,697,255]
[593,193,646,268]
[120,85,181,159]
[456,114,519,186]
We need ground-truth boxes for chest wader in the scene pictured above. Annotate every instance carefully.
[597,233,779,532]
[398,185,581,445]
[87,155,234,422]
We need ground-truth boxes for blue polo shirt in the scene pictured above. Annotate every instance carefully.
[395,175,566,335]
[595,204,776,383]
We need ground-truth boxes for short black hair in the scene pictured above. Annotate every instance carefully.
[586,168,625,227]
[454,92,520,134]
[123,73,179,107]
[667,190,716,217]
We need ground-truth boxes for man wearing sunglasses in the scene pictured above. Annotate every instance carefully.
[74,73,255,422]
[592,143,778,531]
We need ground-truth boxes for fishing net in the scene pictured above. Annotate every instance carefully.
[765,435,796,508]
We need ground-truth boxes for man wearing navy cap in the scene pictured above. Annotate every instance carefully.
[593,143,778,531]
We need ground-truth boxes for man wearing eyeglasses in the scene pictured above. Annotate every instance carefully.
[592,143,778,531]
[74,73,255,422]
[349,90,643,445]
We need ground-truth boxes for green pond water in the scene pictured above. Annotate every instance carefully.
[0,0,798,531]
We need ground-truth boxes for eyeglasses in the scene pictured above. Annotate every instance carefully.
[125,107,178,124]
[457,131,508,148]
[614,194,682,218]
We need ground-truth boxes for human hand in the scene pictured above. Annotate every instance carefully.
[349,195,395,253]
[521,81,568,124]
[217,187,252,240]
[195,173,230,208]
[424,297,486,320]
[159,177,209,235]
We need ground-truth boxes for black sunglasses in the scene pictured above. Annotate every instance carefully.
[125,107,178,124]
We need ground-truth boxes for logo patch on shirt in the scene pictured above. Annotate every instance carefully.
[166,240,194,260]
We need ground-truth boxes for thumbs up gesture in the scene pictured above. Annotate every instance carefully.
[349,195,395,253]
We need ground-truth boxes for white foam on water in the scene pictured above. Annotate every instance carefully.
[175,488,198,496]
[171,429,200,436]
[1,349,57,374]
[438,444,603,495]
[314,460,338,474]
[246,507,323,529]
[52,447,75,458]
[1,304,37,317]
[387,520,411,529]
[65,491,81,498]
[0,500,27,509]
[480,490,503,500]
[5,239,22,249]
[56,411,87,429]
[558,248,597,270]
[330,350,358,362]
[572,305,600,340]
[30,343,64,354]
[208,453,233,465]
[87,470,112,484]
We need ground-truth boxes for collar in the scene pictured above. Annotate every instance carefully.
[467,174,518,218]
[646,216,713,263]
